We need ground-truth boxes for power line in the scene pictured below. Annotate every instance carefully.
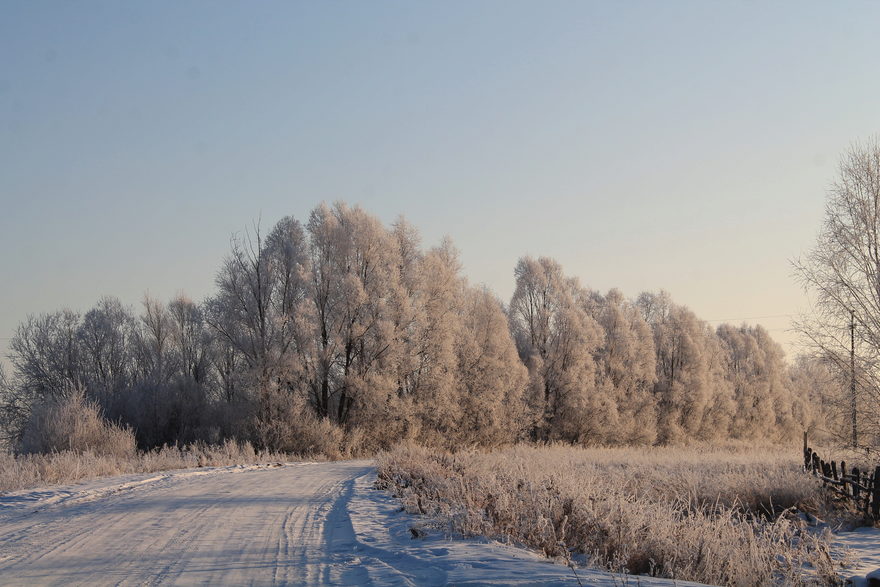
[704,314,795,323]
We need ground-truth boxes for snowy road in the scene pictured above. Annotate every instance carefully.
[0,461,701,586]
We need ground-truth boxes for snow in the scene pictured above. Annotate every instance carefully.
[0,460,707,585]
[833,526,880,587]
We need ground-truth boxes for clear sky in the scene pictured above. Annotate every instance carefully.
[2,0,879,366]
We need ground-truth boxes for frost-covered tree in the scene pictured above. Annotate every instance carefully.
[2,202,815,453]
[456,286,529,446]
[304,203,404,427]
[588,289,657,444]
[793,138,880,447]
[716,324,797,440]
[509,257,608,443]
[77,297,138,406]
[788,354,848,444]
[403,241,463,444]
[636,291,733,443]
[9,309,83,400]
[206,218,309,439]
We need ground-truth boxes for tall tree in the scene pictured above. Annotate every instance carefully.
[794,138,880,446]
[9,310,83,400]
[636,291,733,443]
[716,324,795,440]
[305,203,403,426]
[509,257,608,443]
[456,286,529,446]
[78,297,138,405]
[207,218,309,438]
[589,289,657,444]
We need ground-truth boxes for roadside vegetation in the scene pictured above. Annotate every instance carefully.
[0,391,314,493]
[378,443,851,586]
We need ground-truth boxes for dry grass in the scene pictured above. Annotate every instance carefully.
[0,439,293,493]
[377,443,848,586]
[1,389,357,493]
[18,389,137,458]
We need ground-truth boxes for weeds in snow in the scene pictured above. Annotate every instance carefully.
[377,443,848,586]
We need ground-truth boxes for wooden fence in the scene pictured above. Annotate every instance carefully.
[803,435,880,519]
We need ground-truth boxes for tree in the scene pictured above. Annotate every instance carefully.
[128,295,214,447]
[0,364,26,449]
[456,286,529,446]
[788,354,848,444]
[206,218,309,443]
[636,291,733,443]
[77,297,138,408]
[588,289,657,444]
[509,257,609,443]
[304,203,404,427]
[716,324,796,440]
[401,240,462,444]
[9,310,83,401]
[167,295,211,387]
[794,138,880,447]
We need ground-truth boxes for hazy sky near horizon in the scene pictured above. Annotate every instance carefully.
[2,0,879,365]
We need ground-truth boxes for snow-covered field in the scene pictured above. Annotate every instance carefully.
[835,526,880,587]
[0,460,710,586]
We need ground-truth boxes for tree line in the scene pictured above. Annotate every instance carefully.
[0,202,848,454]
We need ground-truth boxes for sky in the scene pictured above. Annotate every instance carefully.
[2,0,879,367]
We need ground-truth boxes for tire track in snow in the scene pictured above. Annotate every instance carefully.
[0,461,374,586]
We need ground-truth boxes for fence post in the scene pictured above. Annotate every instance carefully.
[803,446,880,518]
[872,466,880,519]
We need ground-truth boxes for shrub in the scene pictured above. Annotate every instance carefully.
[252,388,347,458]
[18,389,136,458]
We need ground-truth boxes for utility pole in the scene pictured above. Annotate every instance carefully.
[851,309,857,448]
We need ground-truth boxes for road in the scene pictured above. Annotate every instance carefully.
[0,460,699,586]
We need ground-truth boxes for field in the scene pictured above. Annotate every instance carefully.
[0,440,876,585]
[377,443,859,586]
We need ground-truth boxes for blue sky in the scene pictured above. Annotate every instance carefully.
[2,0,879,362]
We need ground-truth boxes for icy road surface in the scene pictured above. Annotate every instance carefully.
[0,460,704,586]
